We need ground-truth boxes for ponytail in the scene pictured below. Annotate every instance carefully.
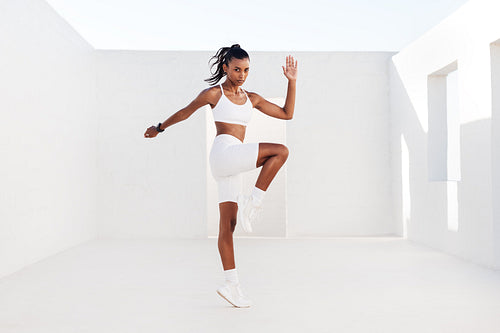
[205,44,250,85]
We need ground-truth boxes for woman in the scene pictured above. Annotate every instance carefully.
[144,44,297,308]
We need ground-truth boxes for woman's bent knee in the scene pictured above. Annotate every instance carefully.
[279,144,289,160]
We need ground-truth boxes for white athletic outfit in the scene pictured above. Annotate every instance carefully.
[209,84,259,203]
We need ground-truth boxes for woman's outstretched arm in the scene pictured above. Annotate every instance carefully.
[144,88,215,138]
[249,55,298,120]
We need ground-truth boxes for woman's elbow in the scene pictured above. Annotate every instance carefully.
[282,108,293,120]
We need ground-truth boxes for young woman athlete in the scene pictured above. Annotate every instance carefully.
[144,44,297,308]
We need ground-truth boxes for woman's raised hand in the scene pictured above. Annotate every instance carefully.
[144,125,159,138]
[282,55,298,81]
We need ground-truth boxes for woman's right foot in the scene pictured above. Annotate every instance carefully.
[216,283,253,308]
[237,195,251,232]
[237,195,263,233]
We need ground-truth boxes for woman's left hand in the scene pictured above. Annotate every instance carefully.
[282,55,298,81]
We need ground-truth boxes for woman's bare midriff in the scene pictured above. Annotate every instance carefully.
[215,121,246,142]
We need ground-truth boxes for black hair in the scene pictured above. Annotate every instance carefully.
[205,44,250,85]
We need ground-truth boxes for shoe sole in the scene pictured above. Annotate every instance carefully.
[216,290,251,308]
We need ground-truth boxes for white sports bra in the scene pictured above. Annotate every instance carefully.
[212,84,253,126]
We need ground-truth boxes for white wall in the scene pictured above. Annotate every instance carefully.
[96,51,395,239]
[95,51,211,239]
[0,0,402,279]
[286,52,395,237]
[390,0,500,268]
[492,40,500,269]
[0,0,98,278]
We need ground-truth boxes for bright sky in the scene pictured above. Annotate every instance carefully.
[45,0,470,51]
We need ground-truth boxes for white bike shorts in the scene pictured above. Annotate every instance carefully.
[209,134,259,203]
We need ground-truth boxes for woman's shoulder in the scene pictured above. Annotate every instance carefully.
[200,85,223,107]
[243,90,262,101]
[203,85,222,94]
[197,85,221,98]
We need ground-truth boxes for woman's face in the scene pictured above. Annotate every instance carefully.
[223,57,250,86]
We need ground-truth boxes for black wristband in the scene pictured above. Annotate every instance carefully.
[156,122,164,132]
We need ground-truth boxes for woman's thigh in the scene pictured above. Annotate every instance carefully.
[215,174,242,204]
[210,141,259,177]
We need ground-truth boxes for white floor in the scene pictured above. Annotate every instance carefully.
[1,237,500,333]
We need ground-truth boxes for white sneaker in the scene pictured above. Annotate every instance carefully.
[216,283,253,308]
[237,195,252,232]
[237,195,263,233]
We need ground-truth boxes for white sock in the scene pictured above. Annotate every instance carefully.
[224,268,239,286]
[251,187,266,207]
